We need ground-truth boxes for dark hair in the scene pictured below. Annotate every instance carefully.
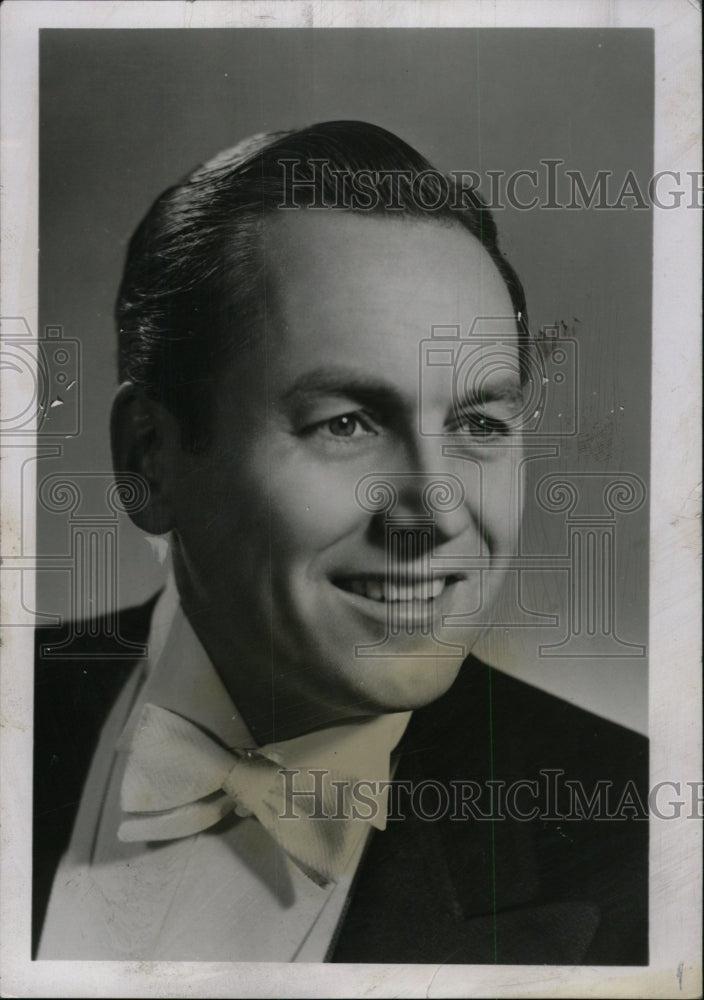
[116,120,528,449]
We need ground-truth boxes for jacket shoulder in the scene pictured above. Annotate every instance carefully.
[32,595,159,955]
[409,655,647,780]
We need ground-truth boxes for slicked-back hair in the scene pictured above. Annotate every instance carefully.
[116,120,528,450]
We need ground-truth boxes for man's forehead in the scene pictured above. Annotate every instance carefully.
[261,210,515,328]
[264,210,499,276]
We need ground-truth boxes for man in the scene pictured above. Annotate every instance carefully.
[33,121,647,963]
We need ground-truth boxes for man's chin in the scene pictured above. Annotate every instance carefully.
[336,650,467,715]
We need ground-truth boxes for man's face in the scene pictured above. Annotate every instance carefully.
[169,213,524,737]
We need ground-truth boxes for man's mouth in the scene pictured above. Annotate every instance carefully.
[332,574,464,604]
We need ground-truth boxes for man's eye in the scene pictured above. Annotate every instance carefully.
[450,412,510,439]
[305,412,379,442]
[327,414,368,437]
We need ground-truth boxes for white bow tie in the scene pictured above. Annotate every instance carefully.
[118,703,394,886]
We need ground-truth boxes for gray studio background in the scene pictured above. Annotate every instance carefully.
[37,28,652,734]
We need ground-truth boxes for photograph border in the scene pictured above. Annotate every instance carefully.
[1,2,701,997]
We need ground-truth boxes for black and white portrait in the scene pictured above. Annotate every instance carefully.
[0,3,700,997]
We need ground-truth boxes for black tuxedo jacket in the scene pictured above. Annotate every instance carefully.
[34,598,648,965]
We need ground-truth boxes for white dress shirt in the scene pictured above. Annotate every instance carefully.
[38,577,411,961]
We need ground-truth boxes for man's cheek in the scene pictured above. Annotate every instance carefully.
[482,461,522,538]
[268,464,364,541]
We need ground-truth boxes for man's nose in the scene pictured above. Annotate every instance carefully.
[359,437,480,547]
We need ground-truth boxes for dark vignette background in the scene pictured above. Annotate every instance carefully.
[37,28,652,733]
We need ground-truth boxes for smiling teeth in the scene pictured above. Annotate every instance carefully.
[344,578,446,602]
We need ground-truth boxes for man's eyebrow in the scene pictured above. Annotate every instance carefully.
[280,368,409,412]
[453,379,525,410]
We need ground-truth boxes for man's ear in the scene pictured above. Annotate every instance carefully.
[110,382,182,535]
